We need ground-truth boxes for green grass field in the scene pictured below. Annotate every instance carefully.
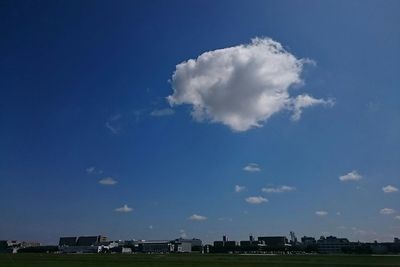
[1,254,400,267]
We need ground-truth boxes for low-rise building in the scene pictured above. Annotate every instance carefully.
[258,236,288,250]
[139,240,173,253]
[317,236,350,254]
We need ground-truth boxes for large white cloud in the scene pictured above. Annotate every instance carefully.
[167,38,333,131]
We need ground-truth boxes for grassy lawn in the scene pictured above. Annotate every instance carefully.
[1,254,400,267]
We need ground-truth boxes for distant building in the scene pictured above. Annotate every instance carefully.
[0,241,11,253]
[258,236,288,249]
[20,241,40,248]
[58,235,108,254]
[240,235,260,247]
[76,236,104,246]
[139,240,173,253]
[213,241,224,247]
[301,236,316,245]
[59,237,77,247]
[174,238,202,251]
[173,241,192,252]
[224,241,237,248]
[60,246,102,254]
[289,231,298,244]
[317,236,349,254]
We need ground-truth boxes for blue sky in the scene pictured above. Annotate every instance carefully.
[0,0,399,244]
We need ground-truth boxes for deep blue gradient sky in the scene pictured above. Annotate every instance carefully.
[1,0,399,244]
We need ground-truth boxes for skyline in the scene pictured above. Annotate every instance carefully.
[0,0,399,245]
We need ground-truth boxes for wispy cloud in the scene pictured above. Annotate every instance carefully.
[382,185,398,193]
[380,208,395,215]
[99,177,118,185]
[180,229,188,238]
[86,166,95,174]
[188,214,207,221]
[167,38,333,132]
[339,170,362,182]
[105,114,122,134]
[315,211,328,216]
[291,94,334,121]
[150,108,175,117]
[235,185,246,193]
[218,217,233,222]
[352,227,377,237]
[86,166,103,175]
[243,163,261,172]
[262,185,296,193]
[245,196,268,204]
[115,204,133,213]
[132,109,147,122]
[395,216,400,220]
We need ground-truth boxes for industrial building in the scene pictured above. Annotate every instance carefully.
[138,239,197,253]
[174,238,202,251]
[174,238,203,252]
[58,235,109,254]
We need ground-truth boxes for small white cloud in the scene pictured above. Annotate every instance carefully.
[188,214,207,221]
[115,204,133,213]
[262,185,296,193]
[167,37,333,132]
[395,216,400,220]
[235,185,246,193]
[105,114,122,134]
[380,208,395,215]
[245,196,268,204]
[382,185,398,193]
[150,108,175,117]
[336,212,341,216]
[99,177,118,185]
[339,170,362,182]
[149,225,153,230]
[243,163,261,172]
[315,211,328,216]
